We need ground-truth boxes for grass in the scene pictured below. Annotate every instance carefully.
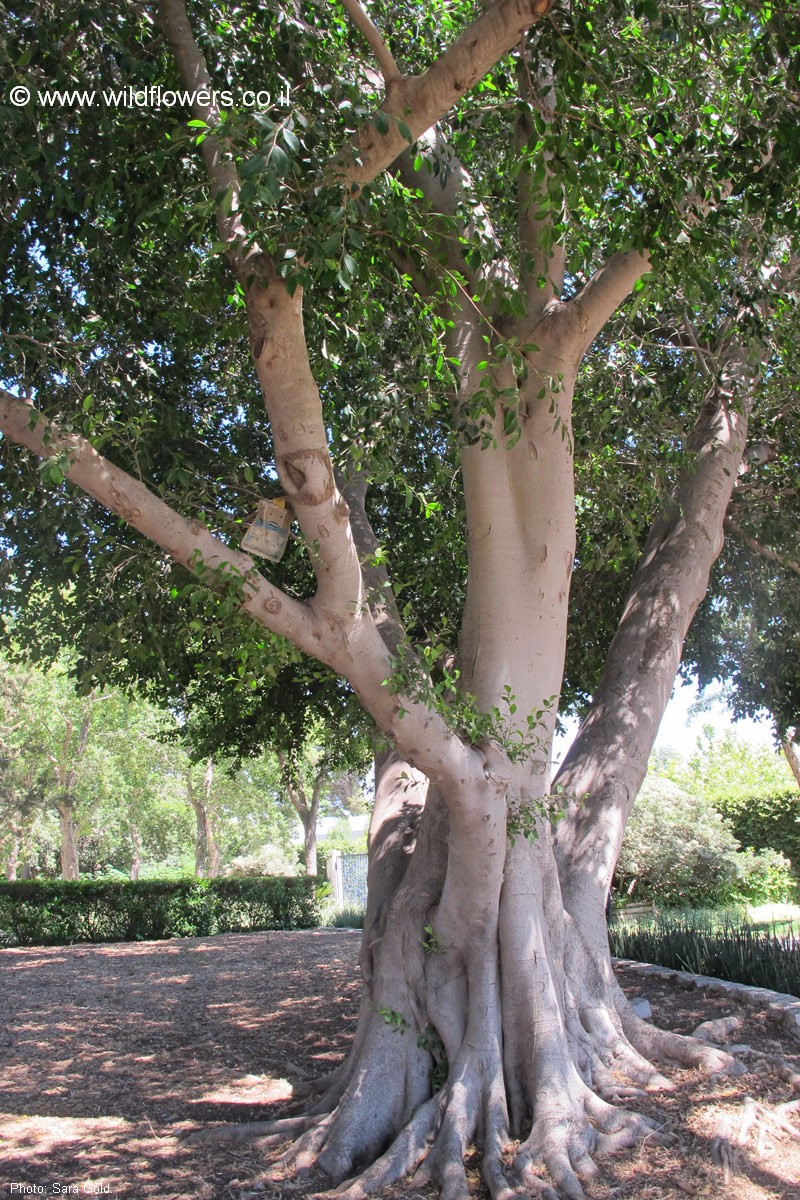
[745,901,800,934]
[324,904,366,929]
[319,901,800,995]
[617,902,800,932]
[610,905,800,996]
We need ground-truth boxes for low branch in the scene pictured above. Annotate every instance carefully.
[682,311,715,378]
[554,339,756,883]
[340,0,401,84]
[0,388,323,657]
[725,517,800,579]
[570,249,651,353]
[333,0,556,188]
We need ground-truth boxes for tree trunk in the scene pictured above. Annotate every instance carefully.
[277,750,320,876]
[256,345,753,1200]
[303,820,317,878]
[187,770,207,877]
[548,343,756,1089]
[203,758,221,878]
[207,828,221,878]
[782,734,800,790]
[129,825,143,880]
[266,322,683,1199]
[5,835,19,881]
[188,760,220,878]
[58,797,80,881]
[53,705,93,882]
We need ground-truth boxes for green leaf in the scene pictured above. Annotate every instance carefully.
[269,144,289,176]
[281,128,300,154]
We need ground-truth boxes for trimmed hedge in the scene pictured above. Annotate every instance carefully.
[0,876,318,947]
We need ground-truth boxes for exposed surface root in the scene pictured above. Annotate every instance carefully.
[412,1060,495,1200]
[254,1004,681,1200]
[574,1002,674,1096]
[692,1014,744,1043]
[622,1005,742,1074]
[711,1093,800,1180]
[183,1114,316,1146]
[738,1046,800,1089]
[270,1110,336,1178]
[334,1095,442,1200]
[513,1071,669,1200]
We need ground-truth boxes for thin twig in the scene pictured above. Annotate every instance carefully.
[725,517,800,579]
[339,0,401,84]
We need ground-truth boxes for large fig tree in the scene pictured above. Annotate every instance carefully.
[1,1,798,1195]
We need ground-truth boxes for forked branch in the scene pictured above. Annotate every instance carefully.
[333,0,557,188]
[571,249,651,354]
[0,388,320,656]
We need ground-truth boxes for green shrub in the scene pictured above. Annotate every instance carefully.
[610,911,800,995]
[714,788,800,881]
[731,845,797,905]
[0,875,318,947]
[615,778,795,908]
[326,905,366,928]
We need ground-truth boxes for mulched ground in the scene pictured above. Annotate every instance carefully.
[1,930,798,1200]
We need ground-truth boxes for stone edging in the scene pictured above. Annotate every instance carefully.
[612,956,800,1043]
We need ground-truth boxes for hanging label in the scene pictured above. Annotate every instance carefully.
[241,497,292,563]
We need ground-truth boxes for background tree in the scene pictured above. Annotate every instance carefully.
[0,659,56,877]
[652,726,800,887]
[0,653,107,879]
[0,652,319,880]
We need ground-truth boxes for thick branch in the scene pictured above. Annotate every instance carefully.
[570,249,651,354]
[245,280,366,624]
[340,0,401,84]
[159,3,366,628]
[0,388,321,656]
[555,339,758,890]
[333,0,556,188]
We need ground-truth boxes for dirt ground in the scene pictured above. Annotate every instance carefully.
[1,929,799,1200]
